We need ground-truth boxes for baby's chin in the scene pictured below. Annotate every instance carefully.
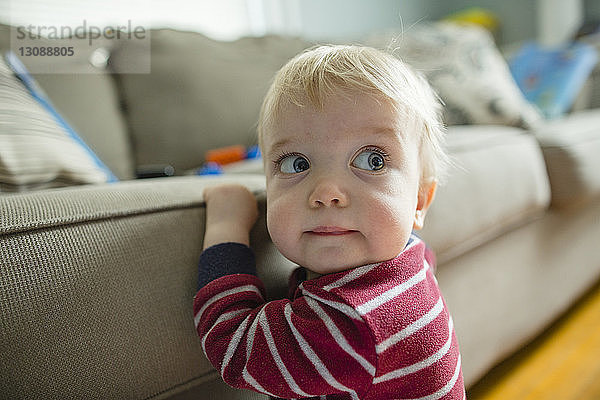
[300,245,410,276]
[298,255,383,276]
[278,238,409,276]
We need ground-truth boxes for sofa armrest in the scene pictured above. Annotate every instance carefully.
[0,176,289,399]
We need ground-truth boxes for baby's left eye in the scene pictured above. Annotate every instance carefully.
[352,149,387,171]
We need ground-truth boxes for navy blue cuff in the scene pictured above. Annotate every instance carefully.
[197,242,257,290]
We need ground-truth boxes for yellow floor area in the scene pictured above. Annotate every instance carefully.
[468,279,600,400]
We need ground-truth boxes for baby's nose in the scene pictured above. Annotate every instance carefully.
[308,181,349,208]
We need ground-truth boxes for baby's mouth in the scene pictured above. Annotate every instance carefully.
[307,226,359,236]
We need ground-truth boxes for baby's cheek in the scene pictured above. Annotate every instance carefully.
[267,200,295,250]
[266,205,282,241]
[368,198,414,255]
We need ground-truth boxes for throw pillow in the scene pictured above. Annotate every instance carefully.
[368,22,542,129]
[0,51,117,192]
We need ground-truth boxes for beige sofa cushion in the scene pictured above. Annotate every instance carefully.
[437,199,600,387]
[32,73,134,180]
[420,126,551,264]
[535,109,600,209]
[110,30,312,173]
[0,175,283,399]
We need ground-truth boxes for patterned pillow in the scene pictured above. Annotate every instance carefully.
[368,22,542,129]
[0,51,117,192]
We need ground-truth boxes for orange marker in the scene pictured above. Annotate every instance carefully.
[205,145,247,165]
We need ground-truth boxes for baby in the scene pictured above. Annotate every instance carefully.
[194,45,465,399]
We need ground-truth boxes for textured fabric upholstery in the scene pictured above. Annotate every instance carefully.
[32,72,134,180]
[535,109,600,209]
[438,200,600,386]
[420,126,551,264]
[0,175,283,400]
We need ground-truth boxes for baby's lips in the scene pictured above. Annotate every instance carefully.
[308,226,358,235]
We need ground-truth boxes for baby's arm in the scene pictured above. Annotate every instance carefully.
[193,270,376,399]
[202,184,258,250]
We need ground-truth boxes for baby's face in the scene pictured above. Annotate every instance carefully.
[263,92,430,275]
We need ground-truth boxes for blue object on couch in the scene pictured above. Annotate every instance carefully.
[195,162,223,176]
[509,41,598,119]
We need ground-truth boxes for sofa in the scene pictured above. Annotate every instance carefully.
[1,23,600,399]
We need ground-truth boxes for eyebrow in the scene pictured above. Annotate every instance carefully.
[267,138,295,156]
[360,126,405,146]
[267,126,402,155]
[370,127,398,137]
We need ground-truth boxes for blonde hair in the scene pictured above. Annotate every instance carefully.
[258,44,450,183]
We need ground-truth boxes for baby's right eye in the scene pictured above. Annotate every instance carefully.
[278,154,310,174]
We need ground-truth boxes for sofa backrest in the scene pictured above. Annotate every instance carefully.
[0,175,289,399]
[2,24,313,178]
[109,29,312,173]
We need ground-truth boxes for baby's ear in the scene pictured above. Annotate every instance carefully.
[413,180,437,230]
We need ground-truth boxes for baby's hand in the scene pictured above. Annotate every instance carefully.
[202,184,259,250]
[204,184,258,231]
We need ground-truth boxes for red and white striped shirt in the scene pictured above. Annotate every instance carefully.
[194,235,464,399]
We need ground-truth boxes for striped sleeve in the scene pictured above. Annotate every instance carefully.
[193,273,376,399]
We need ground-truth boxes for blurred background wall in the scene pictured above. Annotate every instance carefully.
[1,0,599,46]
